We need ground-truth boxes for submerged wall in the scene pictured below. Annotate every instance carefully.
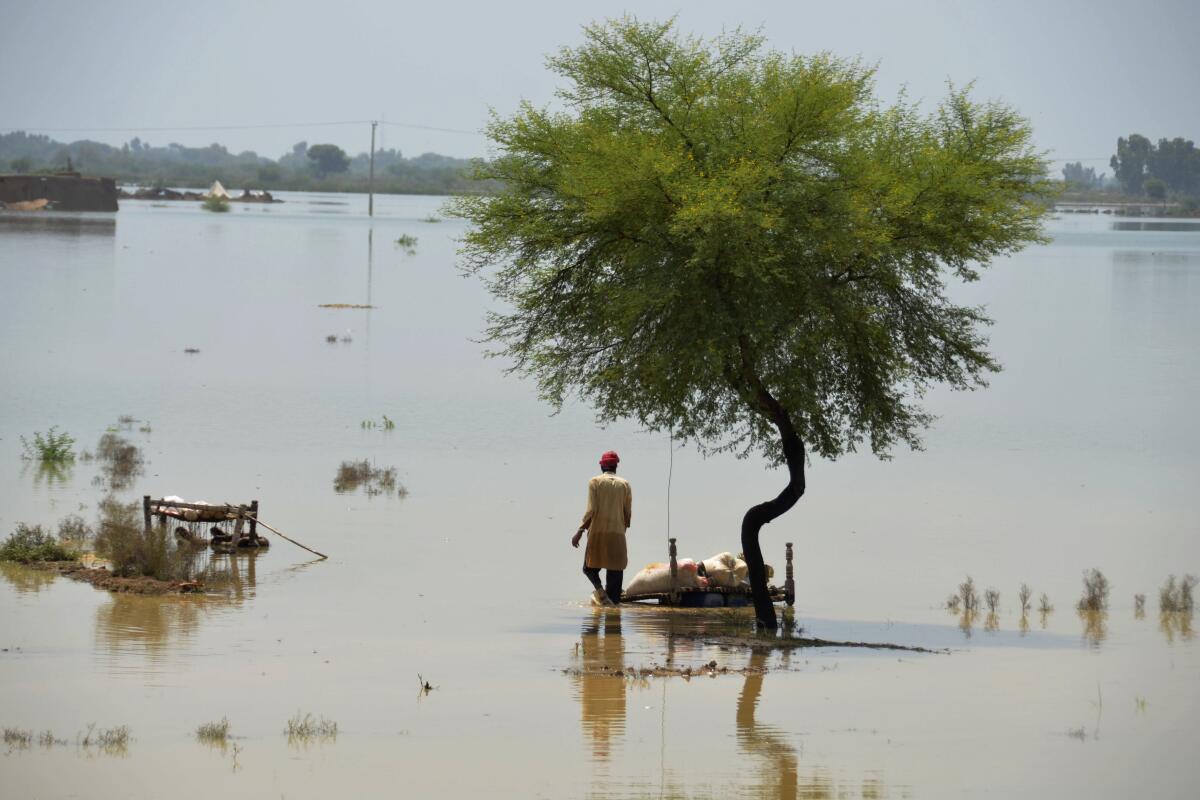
[0,173,119,211]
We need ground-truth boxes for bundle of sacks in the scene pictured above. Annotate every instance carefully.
[625,551,773,595]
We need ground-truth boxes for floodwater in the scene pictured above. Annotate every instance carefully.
[1,197,1197,798]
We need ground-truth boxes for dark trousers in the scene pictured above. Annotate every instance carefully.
[583,562,623,604]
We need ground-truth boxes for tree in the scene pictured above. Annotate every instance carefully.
[1144,177,1167,201]
[1111,134,1152,194]
[1062,161,1102,189]
[453,19,1051,629]
[306,143,349,177]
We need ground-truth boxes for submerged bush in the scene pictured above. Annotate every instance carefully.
[56,514,93,547]
[20,427,75,464]
[0,523,78,563]
[1077,569,1110,612]
[196,718,230,745]
[202,195,230,212]
[1018,583,1033,614]
[1159,575,1197,613]
[958,576,980,612]
[93,497,195,581]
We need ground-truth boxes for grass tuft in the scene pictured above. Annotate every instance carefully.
[196,718,230,745]
[285,712,337,743]
[4,727,33,748]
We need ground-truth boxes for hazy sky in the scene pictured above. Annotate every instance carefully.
[2,0,1197,172]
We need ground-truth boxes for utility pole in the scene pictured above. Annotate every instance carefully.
[368,120,377,217]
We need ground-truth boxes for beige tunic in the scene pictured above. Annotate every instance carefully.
[580,473,632,570]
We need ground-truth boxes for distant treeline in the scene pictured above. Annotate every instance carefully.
[0,132,494,196]
[1062,133,1199,207]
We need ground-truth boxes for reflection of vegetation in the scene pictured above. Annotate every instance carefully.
[0,561,58,593]
[333,459,407,497]
[1077,569,1110,612]
[984,611,1000,633]
[0,523,78,563]
[958,609,978,639]
[91,431,145,491]
[1079,609,1107,647]
[1159,611,1195,644]
[20,427,75,464]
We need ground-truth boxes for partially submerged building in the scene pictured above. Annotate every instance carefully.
[0,173,119,211]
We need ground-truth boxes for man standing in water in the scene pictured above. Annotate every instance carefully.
[572,450,632,606]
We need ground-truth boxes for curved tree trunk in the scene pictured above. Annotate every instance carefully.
[741,389,806,631]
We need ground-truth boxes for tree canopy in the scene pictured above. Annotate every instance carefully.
[452,19,1051,626]
[306,144,350,177]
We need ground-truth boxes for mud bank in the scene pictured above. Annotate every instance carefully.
[32,561,202,595]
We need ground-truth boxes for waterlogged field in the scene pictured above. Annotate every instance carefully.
[0,197,1197,798]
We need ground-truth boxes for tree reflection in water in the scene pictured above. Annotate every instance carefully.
[571,609,896,799]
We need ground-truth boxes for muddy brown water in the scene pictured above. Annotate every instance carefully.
[1,198,1198,798]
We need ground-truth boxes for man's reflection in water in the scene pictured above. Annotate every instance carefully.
[736,650,806,798]
[574,610,627,762]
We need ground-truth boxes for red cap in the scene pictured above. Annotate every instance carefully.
[599,450,620,469]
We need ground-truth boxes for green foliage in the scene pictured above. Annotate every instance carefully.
[307,144,350,177]
[395,234,419,252]
[202,194,230,212]
[1144,177,1167,200]
[0,523,78,563]
[93,497,194,581]
[20,427,75,464]
[1062,161,1103,189]
[0,131,490,196]
[1110,134,1200,198]
[452,18,1052,463]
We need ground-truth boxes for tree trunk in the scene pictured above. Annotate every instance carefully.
[741,398,806,631]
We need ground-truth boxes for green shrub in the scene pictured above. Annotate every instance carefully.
[0,523,78,563]
[20,427,75,464]
[93,497,195,581]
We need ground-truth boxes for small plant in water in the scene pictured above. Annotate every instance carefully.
[946,593,961,612]
[984,588,1000,614]
[285,712,337,742]
[1038,593,1053,614]
[196,718,230,745]
[79,723,131,754]
[4,727,33,749]
[325,334,338,343]
[20,427,76,464]
[1018,583,1032,614]
[958,576,979,612]
[395,233,419,253]
[1159,574,1197,613]
[38,730,66,747]
[1134,593,1146,616]
[1077,568,1110,612]
[0,523,78,563]
[334,459,406,497]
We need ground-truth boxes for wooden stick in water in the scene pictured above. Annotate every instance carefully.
[245,514,328,560]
